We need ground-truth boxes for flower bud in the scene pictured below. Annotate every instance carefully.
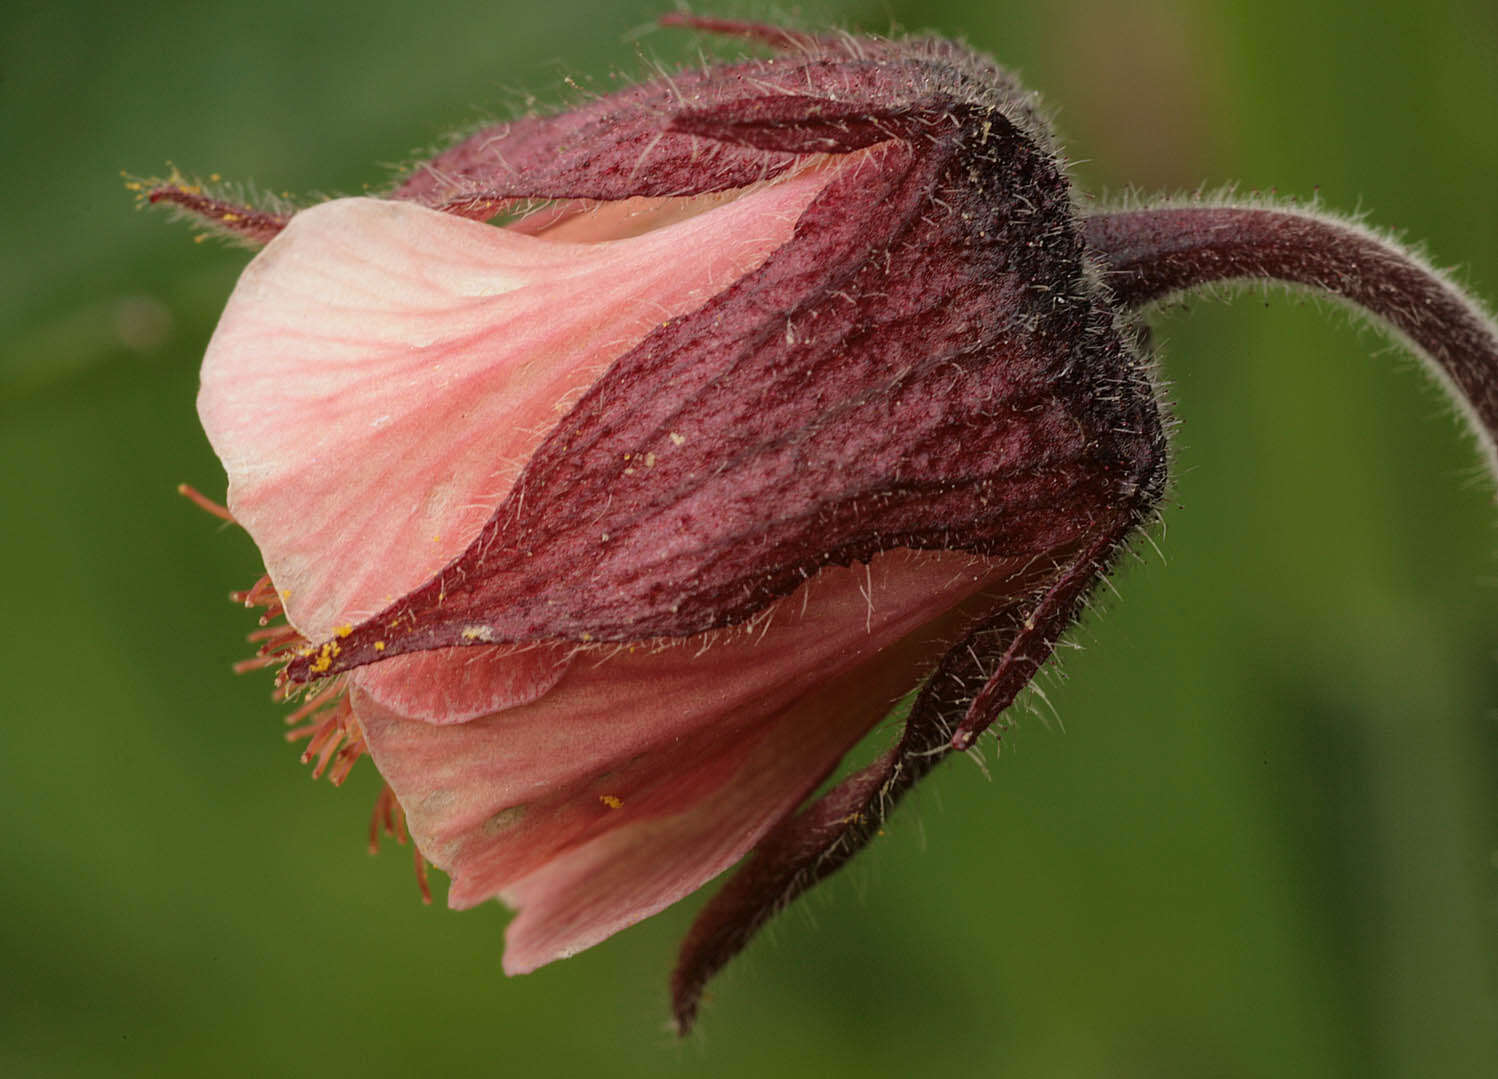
[160,14,1498,1033]
[181,15,1163,979]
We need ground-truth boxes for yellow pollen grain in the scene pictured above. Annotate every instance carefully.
[599,795,623,810]
[374,641,386,652]
[580,632,593,642]
[334,624,353,638]
[221,212,240,222]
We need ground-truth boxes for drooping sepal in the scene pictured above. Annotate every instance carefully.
[668,516,1139,1033]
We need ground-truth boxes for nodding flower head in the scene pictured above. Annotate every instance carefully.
[156,14,1498,1033]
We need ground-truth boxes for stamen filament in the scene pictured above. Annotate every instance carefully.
[367,784,433,902]
[177,483,235,522]
[284,681,345,726]
[232,654,281,674]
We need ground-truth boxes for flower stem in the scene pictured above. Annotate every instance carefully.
[1082,203,1498,480]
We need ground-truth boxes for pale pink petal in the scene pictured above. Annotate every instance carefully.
[495,601,960,974]
[199,175,830,643]
[514,188,758,243]
[353,642,573,726]
[353,549,1022,968]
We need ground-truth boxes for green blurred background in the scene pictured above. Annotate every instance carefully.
[4,0,1497,1075]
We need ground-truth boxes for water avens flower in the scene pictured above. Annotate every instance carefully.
[154,15,1498,1033]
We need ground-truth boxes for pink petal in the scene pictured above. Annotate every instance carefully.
[353,643,574,726]
[495,668,883,974]
[353,549,1021,970]
[199,176,830,643]
[515,189,749,244]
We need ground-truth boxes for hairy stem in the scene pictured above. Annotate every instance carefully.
[1083,204,1498,478]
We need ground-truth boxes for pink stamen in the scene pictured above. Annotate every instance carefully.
[367,785,431,902]
[177,483,235,522]
[284,681,345,726]
[369,785,400,853]
[232,654,280,674]
[247,624,299,645]
[414,848,433,906]
[328,738,366,787]
[230,575,277,609]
